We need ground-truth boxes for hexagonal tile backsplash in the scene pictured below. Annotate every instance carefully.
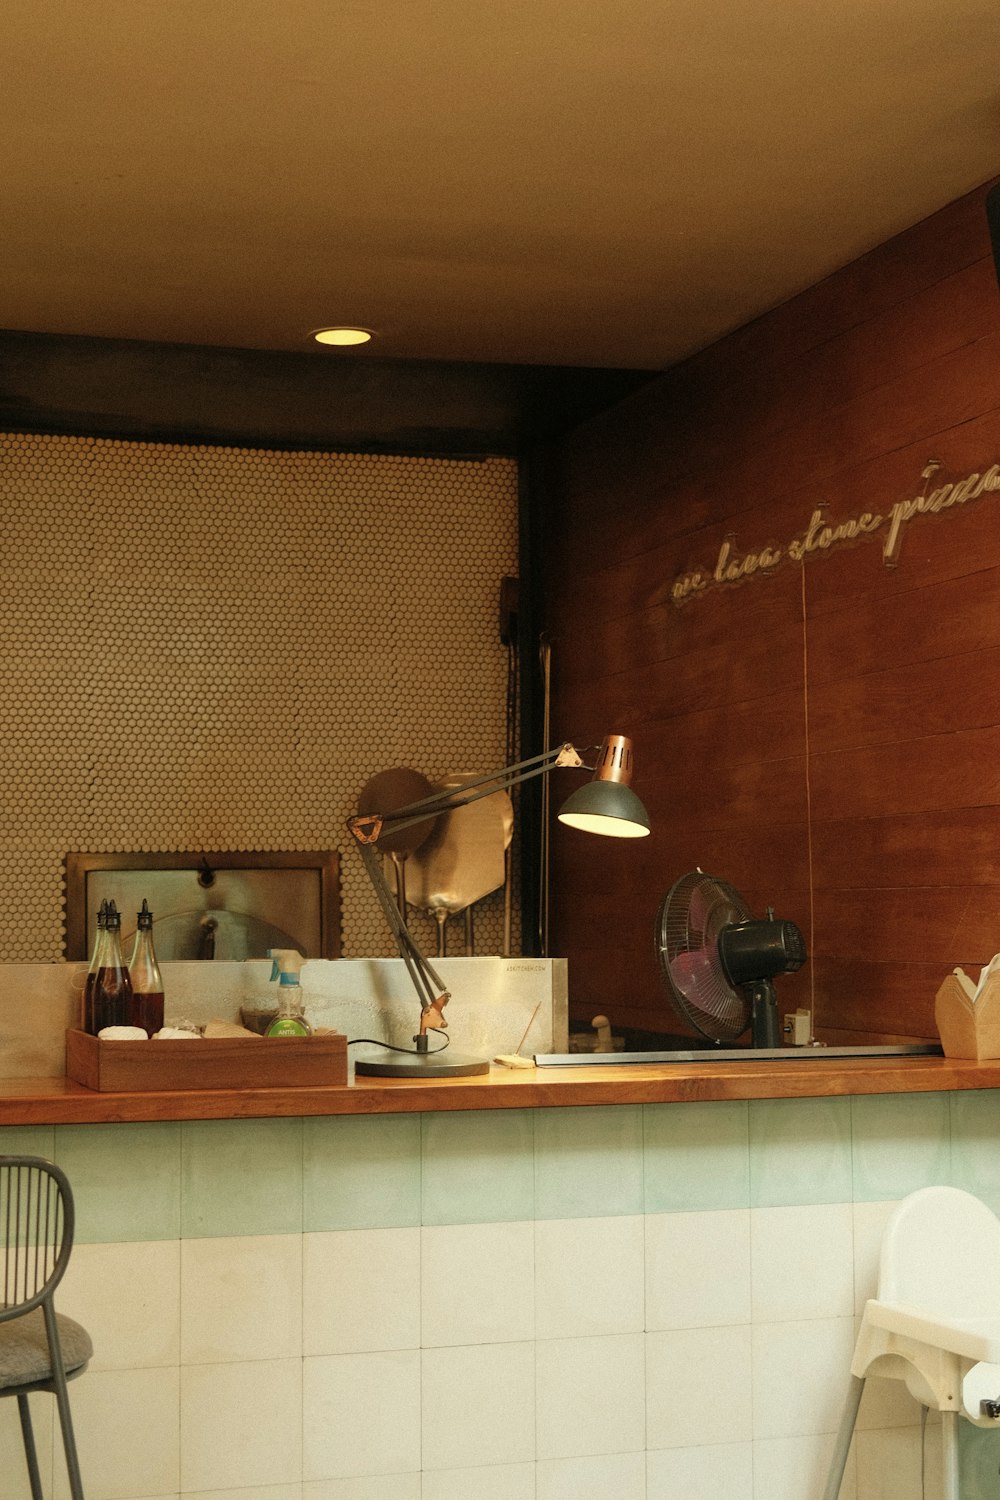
[1,433,518,960]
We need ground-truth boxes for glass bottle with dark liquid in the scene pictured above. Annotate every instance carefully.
[92,901,133,1032]
[83,899,109,1034]
[128,899,164,1036]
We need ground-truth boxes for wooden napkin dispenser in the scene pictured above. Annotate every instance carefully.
[65,1028,348,1091]
[934,973,1000,1061]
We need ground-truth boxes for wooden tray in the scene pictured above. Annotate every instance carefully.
[65,1028,347,1092]
[934,974,1000,1061]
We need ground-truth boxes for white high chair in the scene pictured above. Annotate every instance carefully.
[824,1185,1000,1500]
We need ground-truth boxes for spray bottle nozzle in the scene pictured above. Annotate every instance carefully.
[268,948,305,984]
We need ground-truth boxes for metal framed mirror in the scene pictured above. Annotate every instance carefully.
[64,850,341,962]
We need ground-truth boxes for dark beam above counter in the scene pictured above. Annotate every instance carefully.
[0,328,655,457]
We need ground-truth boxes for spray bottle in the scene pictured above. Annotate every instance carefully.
[265,949,312,1037]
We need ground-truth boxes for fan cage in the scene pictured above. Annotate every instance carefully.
[655,871,753,1043]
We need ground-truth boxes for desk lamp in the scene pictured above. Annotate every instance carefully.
[347,734,650,1077]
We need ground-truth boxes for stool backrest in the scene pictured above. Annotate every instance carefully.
[0,1156,75,1321]
[878,1184,1000,1320]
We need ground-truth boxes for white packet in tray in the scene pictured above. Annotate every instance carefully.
[975,954,1000,1000]
[953,968,977,1001]
[957,954,1000,1003]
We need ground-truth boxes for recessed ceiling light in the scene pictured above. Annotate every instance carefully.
[312,326,374,347]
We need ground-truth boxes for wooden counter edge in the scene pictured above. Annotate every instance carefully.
[2,1054,1000,1124]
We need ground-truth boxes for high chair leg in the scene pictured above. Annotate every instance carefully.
[941,1410,960,1500]
[822,1374,865,1500]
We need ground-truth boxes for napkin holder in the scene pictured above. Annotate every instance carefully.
[65,1028,348,1091]
[934,973,1000,1061]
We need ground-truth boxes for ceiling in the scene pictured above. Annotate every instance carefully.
[4,0,1000,372]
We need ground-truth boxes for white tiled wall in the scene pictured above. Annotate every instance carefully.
[8,1206,947,1500]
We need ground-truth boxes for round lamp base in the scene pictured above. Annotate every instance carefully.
[354,1050,490,1079]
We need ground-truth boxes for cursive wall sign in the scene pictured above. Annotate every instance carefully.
[670,460,1000,606]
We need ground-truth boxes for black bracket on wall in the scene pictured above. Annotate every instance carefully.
[987,182,1000,291]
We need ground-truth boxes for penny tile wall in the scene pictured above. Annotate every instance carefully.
[0,433,518,960]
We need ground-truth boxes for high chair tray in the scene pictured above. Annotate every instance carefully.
[864,1299,1000,1363]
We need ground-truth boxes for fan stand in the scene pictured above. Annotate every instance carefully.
[749,979,780,1048]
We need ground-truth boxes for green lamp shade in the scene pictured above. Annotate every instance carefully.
[557,780,651,838]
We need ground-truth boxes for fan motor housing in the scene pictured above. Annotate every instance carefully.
[718,918,807,987]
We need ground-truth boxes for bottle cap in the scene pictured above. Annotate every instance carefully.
[105,901,121,930]
[137,898,153,930]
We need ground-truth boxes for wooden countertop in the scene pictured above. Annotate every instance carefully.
[2,1053,1000,1124]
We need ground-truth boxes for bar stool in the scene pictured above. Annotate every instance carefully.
[0,1156,92,1499]
[824,1185,1000,1500]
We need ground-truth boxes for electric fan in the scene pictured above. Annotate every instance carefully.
[534,867,945,1066]
[655,870,806,1048]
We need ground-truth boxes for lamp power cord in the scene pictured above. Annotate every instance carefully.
[347,1035,452,1057]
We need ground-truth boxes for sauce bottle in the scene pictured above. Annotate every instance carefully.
[128,899,165,1036]
[92,901,133,1032]
[83,900,109,1034]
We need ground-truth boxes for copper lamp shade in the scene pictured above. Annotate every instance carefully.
[557,735,651,838]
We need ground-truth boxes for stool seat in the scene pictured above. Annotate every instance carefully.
[0,1308,93,1390]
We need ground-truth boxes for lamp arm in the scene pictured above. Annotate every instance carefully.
[348,742,593,1043]
[358,843,448,1018]
[348,742,586,846]
[348,731,647,1066]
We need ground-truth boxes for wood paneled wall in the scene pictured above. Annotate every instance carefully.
[541,181,1000,1045]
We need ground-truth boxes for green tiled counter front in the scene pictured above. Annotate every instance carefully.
[8,1093,999,1243]
[6,1095,1000,1498]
